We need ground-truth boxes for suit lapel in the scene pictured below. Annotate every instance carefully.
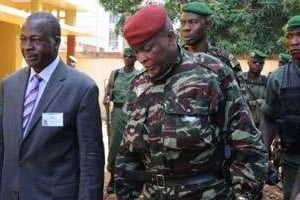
[23,61,67,141]
[14,68,30,143]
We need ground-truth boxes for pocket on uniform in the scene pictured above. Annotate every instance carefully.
[163,96,218,150]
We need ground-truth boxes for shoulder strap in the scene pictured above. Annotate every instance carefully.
[104,69,120,100]
[108,69,120,87]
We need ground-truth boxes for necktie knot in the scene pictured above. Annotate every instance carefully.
[32,74,43,84]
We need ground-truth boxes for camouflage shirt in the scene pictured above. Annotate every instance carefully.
[206,45,248,101]
[115,47,267,199]
[207,44,242,73]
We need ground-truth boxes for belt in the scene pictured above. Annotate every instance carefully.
[113,102,124,107]
[145,171,222,187]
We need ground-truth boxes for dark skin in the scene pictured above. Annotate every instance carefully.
[20,18,60,73]
[179,12,210,53]
[261,27,300,146]
[123,53,136,72]
[286,27,300,199]
[132,27,178,78]
[247,58,265,79]
[286,27,300,67]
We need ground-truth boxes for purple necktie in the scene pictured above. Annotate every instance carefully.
[22,74,42,132]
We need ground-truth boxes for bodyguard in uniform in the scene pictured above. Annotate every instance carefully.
[103,48,139,195]
[243,50,268,127]
[179,2,247,95]
[260,15,300,200]
[115,5,267,200]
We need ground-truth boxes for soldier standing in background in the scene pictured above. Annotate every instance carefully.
[179,1,247,98]
[260,15,300,200]
[242,50,268,127]
[115,5,267,200]
[103,48,139,196]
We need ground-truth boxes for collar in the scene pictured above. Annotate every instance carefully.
[29,56,60,82]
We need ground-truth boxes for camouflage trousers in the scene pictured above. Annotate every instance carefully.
[107,107,126,172]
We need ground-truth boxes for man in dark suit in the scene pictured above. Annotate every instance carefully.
[0,12,104,200]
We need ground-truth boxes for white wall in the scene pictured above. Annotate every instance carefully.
[76,0,124,52]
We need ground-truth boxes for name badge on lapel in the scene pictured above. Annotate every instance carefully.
[42,113,63,127]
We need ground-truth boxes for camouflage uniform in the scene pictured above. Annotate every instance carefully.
[200,44,248,101]
[207,44,242,75]
[115,48,268,199]
[208,45,248,99]
[104,67,139,173]
[242,72,267,126]
[261,62,300,200]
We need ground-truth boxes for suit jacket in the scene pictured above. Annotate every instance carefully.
[0,60,104,200]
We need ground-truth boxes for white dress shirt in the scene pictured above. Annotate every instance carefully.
[23,56,59,134]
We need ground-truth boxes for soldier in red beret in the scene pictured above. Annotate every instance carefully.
[115,4,267,200]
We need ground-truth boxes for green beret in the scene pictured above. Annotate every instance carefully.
[279,53,290,63]
[123,47,134,56]
[250,50,267,61]
[181,2,213,17]
[286,15,300,31]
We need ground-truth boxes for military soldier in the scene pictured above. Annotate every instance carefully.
[179,1,247,98]
[243,50,268,127]
[103,48,139,195]
[260,15,300,200]
[115,5,267,200]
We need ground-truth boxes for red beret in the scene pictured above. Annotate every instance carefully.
[123,5,167,47]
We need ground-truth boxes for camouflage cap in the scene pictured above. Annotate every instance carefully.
[181,2,213,17]
[279,53,290,63]
[250,50,267,61]
[286,15,300,31]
